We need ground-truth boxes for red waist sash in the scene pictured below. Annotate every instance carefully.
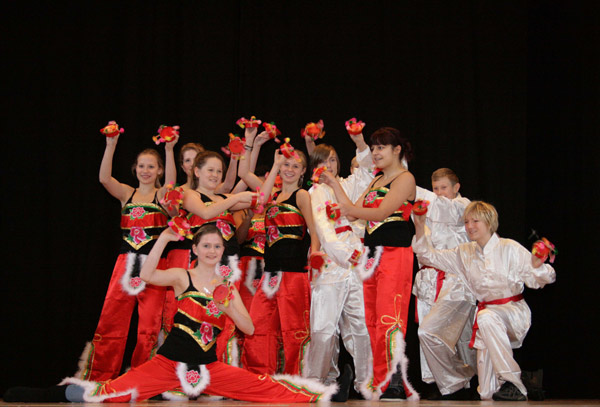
[469,293,524,348]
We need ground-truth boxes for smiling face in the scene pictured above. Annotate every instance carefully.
[371,144,401,170]
[464,214,492,247]
[135,153,162,186]
[279,157,306,186]
[192,232,225,266]
[195,157,223,191]
[432,176,460,199]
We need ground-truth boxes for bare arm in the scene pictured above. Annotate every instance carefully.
[140,229,187,292]
[304,135,316,156]
[215,158,238,194]
[99,135,134,204]
[296,189,320,254]
[346,172,416,222]
[234,209,253,245]
[183,189,255,219]
[217,285,254,335]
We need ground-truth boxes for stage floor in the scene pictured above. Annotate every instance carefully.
[1,400,599,407]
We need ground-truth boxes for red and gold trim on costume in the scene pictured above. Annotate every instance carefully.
[362,187,412,234]
[120,202,169,250]
[265,203,306,246]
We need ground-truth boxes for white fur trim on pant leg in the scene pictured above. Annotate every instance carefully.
[225,335,240,367]
[175,363,210,397]
[300,340,311,378]
[160,389,190,401]
[261,271,283,299]
[358,246,383,281]
[244,257,258,295]
[271,373,338,402]
[60,377,139,402]
[74,341,92,379]
[374,329,420,400]
[121,253,147,295]
[226,255,242,283]
[357,349,376,400]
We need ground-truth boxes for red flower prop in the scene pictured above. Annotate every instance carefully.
[532,237,557,263]
[325,202,341,221]
[412,199,430,216]
[279,138,302,162]
[168,216,193,241]
[153,125,179,145]
[221,133,246,160]
[263,122,282,143]
[301,119,325,140]
[100,120,124,138]
[213,283,234,306]
[129,276,142,288]
[251,188,267,214]
[345,117,366,136]
[348,249,362,266]
[309,251,326,271]
[160,184,184,211]
[236,115,262,128]
[309,166,327,185]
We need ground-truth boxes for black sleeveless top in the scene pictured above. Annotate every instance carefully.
[362,177,415,250]
[158,271,227,364]
[119,189,168,254]
[264,189,309,273]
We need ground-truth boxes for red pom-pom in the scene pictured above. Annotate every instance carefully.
[100,120,124,137]
[310,252,326,270]
[213,284,231,304]
[345,118,365,136]
[412,199,430,216]
[326,203,341,221]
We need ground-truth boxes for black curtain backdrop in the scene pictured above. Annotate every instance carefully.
[2,1,598,399]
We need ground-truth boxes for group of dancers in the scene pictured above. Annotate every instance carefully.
[3,118,556,403]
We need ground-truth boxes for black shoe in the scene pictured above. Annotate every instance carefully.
[3,385,68,402]
[331,364,354,402]
[492,381,527,401]
[380,383,406,401]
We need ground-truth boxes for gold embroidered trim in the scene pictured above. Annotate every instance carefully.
[366,215,407,234]
[121,235,158,250]
[267,233,304,247]
[173,323,217,352]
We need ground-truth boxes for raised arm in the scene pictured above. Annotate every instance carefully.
[229,131,270,194]
[234,209,253,245]
[296,189,321,254]
[216,157,238,194]
[304,135,316,156]
[99,135,134,204]
[162,134,179,189]
[140,229,187,292]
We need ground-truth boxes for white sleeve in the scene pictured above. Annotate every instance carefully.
[412,228,466,278]
[310,185,362,268]
[340,147,374,203]
[509,240,556,289]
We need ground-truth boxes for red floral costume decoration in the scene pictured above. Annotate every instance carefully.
[76,191,171,381]
[242,190,311,375]
[62,271,335,403]
[357,177,419,399]
[217,214,267,367]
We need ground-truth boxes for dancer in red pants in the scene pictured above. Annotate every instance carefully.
[3,225,336,403]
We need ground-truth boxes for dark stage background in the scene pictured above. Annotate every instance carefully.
[2,2,598,399]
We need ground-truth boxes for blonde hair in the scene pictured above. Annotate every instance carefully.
[432,168,459,185]
[464,201,499,234]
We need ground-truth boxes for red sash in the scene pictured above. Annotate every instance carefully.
[469,294,524,348]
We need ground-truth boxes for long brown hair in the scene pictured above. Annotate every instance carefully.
[190,151,226,190]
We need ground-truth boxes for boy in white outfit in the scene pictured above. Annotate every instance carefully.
[303,134,375,401]
[412,201,556,401]
[412,168,477,399]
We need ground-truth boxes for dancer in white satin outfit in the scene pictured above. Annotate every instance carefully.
[303,133,374,400]
[412,169,477,398]
[412,201,556,401]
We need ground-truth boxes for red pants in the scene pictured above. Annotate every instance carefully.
[216,256,262,366]
[81,253,169,381]
[78,354,328,402]
[363,246,414,392]
[242,272,311,375]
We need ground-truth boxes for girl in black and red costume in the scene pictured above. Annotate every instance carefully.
[237,128,321,376]
[76,132,178,381]
[3,225,336,403]
[322,127,419,400]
